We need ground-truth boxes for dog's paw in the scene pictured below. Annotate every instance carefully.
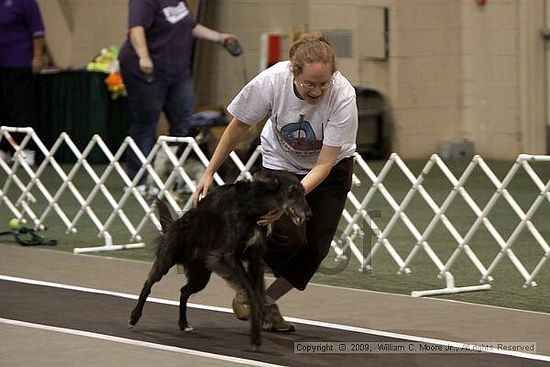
[250,344,261,352]
[179,322,194,332]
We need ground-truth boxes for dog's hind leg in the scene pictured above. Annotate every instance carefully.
[179,261,212,331]
[209,253,264,351]
[128,258,174,328]
[242,248,265,351]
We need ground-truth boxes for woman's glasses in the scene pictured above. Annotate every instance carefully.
[298,79,333,91]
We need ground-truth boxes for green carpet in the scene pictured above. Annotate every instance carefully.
[1,158,549,314]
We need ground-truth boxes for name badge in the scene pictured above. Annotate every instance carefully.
[162,2,189,24]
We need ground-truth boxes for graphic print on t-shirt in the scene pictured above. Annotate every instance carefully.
[162,1,189,24]
[275,114,323,157]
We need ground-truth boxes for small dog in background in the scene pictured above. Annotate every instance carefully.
[128,172,311,351]
[145,121,263,200]
[146,136,208,201]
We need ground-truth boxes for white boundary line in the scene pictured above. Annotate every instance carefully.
[0,318,285,367]
[1,274,549,362]
[19,246,550,317]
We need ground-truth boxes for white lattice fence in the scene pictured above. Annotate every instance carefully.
[336,153,550,297]
[1,126,549,296]
[0,126,256,254]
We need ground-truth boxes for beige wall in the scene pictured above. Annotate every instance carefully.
[390,0,463,157]
[195,0,547,159]
[38,0,128,68]
[194,0,309,107]
[38,0,548,159]
[460,0,546,158]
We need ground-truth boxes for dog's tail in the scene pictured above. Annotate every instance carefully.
[156,199,174,233]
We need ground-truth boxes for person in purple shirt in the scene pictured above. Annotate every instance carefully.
[119,0,238,191]
[0,0,45,130]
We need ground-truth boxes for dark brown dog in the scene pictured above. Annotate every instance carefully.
[128,172,311,350]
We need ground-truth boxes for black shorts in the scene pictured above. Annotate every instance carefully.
[262,157,354,290]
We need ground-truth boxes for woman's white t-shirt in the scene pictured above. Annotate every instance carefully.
[227,61,357,175]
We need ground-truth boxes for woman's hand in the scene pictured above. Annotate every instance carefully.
[219,34,242,56]
[193,172,214,208]
[139,55,154,77]
[257,210,284,226]
[192,118,250,208]
[31,55,43,74]
[218,33,237,44]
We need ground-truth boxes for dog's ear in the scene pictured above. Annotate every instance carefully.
[234,179,253,197]
[252,172,280,191]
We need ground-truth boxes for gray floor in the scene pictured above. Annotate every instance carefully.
[1,323,244,367]
[1,244,549,366]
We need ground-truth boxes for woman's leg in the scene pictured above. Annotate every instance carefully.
[265,277,293,300]
[278,157,354,291]
[121,68,166,185]
[237,159,353,331]
[164,75,194,137]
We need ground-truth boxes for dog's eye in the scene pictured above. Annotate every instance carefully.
[288,185,300,195]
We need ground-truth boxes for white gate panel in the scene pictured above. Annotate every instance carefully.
[2,126,549,296]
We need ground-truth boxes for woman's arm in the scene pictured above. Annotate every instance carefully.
[257,145,340,226]
[204,118,250,175]
[129,26,153,75]
[31,36,44,73]
[192,24,234,44]
[301,145,340,194]
[194,118,251,205]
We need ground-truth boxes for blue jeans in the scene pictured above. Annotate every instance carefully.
[121,67,194,185]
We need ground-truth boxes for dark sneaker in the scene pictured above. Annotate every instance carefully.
[232,290,250,321]
[263,303,296,332]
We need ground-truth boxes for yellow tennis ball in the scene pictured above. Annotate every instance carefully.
[9,218,21,230]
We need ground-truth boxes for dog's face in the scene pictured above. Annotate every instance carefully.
[253,172,312,225]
